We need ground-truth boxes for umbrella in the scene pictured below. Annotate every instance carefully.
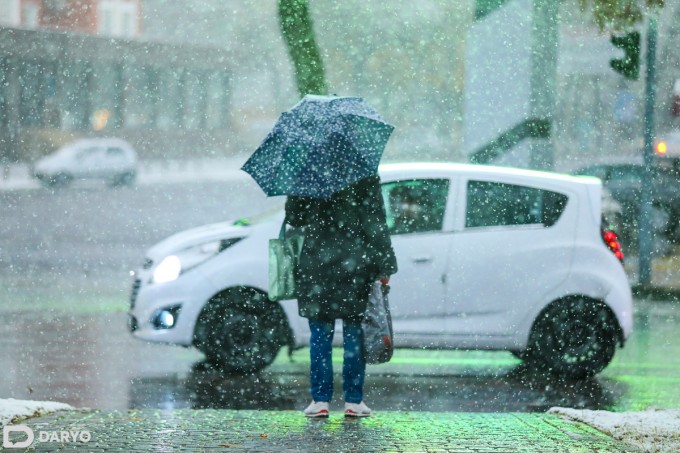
[241,94,394,199]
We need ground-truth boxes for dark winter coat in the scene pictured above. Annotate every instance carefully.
[284,175,398,321]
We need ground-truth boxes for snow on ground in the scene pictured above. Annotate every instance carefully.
[0,398,73,426]
[550,407,680,452]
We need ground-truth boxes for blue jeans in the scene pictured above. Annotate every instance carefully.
[308,319,365,404]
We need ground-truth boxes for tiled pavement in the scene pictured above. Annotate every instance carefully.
[12,409,631,452]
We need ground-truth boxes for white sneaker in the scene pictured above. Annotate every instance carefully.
[303,401,330,418]
[344,401,371,417]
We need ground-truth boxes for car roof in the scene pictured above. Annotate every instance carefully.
[379,162,600,187]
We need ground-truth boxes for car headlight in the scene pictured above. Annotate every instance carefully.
[151,238,242,284]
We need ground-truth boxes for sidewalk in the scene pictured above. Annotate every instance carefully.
[11,408,629,452]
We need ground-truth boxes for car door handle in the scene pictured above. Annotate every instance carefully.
[411,256,433,263]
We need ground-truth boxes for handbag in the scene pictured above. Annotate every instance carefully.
[268,221,304,301]
[362,282,394,364]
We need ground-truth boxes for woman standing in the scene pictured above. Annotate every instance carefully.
[285,174,398,418]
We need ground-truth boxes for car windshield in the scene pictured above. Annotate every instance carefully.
[54,145,81,158]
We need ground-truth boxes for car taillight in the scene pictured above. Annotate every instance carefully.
[602,229,624,263]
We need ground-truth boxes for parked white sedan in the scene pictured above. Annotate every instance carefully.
[128,163,632,379]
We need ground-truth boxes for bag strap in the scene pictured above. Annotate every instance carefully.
[279,220,286,240]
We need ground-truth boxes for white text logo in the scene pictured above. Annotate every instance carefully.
[3,425,91,448]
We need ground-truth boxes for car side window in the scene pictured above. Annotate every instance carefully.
[107,147,124,157]
[381,179,449,235]
[76,147,98,160]
[465,180,568,228]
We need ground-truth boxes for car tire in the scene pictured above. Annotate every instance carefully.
[43,173,73,188]
[110,171,136,187]
[193,288,289,374]
[526,297,618,380]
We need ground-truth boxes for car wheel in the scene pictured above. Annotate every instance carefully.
[110,171,136,187]
[193,288,289,374]
[526,298,618,380]
[44,173,73,188]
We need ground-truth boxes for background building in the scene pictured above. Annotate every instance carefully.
[1,0,680,169]
[0,25,231,162]
[0,0,141,37]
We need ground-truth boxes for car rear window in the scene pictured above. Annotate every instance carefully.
[465,180,568,228]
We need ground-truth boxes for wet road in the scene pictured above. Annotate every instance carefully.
[1,180,680,412]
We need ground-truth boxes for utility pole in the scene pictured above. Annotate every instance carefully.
[639,16,658,286]
[529,0,558,170]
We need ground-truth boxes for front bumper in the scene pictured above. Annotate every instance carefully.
[127,270,218,346]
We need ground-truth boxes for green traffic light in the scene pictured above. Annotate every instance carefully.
[610,31,641,80]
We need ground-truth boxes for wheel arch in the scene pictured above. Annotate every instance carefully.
[192,285,295,351]
[527,295,624,348]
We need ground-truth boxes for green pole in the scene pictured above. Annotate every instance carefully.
[639,16,657,286]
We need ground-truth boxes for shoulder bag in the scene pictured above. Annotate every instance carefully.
[268,221,304,301]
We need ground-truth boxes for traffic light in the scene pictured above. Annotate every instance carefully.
[610,31,640,80]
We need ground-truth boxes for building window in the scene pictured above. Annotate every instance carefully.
[22,3,40,29]
[61,62,92,131]
[157,68,183,129]
[98,0,138,37]
[0,58,8,127]
[0,0,21,26]
[121,10,133,36]
[205,72,228,129]
[100,8,114,35]
[17,60,59,128]
[122,65,148,128]
[43,0,68,12]
[184,71,207,130]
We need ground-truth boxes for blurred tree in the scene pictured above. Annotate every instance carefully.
[278,0,328,96]
[579,0,663,30]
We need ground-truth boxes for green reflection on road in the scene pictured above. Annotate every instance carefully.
[291,349,521,368]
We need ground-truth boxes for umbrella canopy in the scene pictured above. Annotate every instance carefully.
[241,95,394,199]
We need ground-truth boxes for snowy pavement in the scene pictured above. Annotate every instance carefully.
[1,398,678,451]
[550,407,680,452]
[2,402,627,451]
[0,398,73,427]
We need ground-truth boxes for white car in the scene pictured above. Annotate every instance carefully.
[128,163,633,379]
[33,138,137,187]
